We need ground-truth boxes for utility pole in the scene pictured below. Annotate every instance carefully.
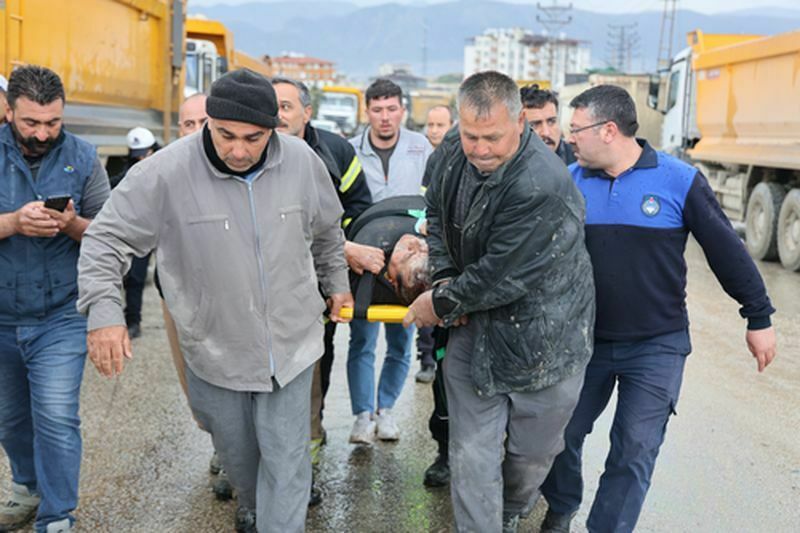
[536,1,572,88]
[657,0,678,70]
[606,23,640,73]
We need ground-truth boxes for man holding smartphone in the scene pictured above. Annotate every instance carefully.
[0,66,110,533]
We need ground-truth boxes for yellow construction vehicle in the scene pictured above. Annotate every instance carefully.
[317,86,364,137]
[1,0,186,160]
[185,16,270,97]
[650,29,800,271]
[408,89,454,130]
[0,2,268,166]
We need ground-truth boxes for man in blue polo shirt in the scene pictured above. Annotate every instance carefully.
[539,85,777,533]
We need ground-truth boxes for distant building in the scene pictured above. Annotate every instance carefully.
[463,27,590,90]
[263,53,336,88]
[372,66,427,92]
[379,63,412,77]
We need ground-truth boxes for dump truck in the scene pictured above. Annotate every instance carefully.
[1,0,186,162]
[185,16,271,97]
[650,29,800,271]
[317,86,364,137]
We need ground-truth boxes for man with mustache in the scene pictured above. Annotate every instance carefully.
[0,65,110,533]
[520,84,575,166]
[77,69,352,533]
[347,79,432,444]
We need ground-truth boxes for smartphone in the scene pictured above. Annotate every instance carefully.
[44,195,71,212]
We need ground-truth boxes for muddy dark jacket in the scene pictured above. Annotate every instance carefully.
[425,126,595,396]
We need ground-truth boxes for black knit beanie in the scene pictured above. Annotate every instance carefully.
[206,69,280,129]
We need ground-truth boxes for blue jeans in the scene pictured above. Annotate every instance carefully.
[0,310,87,532]
[347,320,414,415]
[541,329,690,533]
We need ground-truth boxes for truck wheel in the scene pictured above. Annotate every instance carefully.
[777,189,800,271]
[745,182,786,261]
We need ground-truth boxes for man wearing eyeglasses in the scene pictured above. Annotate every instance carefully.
[520,84,575,166]
[538,85,777,533]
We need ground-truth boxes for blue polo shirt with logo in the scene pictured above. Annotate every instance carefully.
[572,140,774,341]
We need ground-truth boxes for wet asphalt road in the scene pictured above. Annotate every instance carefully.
[2,239,798,532]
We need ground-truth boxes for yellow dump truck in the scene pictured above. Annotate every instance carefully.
[185,16,271,97]
[408,89,454,130]
[317,86,364,137]
[1,0,186,160]
[650,29,800,271]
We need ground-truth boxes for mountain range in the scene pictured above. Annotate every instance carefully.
[188,1,800,79]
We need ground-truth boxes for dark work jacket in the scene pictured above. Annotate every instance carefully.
[425,126,595,396]
[305,124,372,236]
[556,139,576,166]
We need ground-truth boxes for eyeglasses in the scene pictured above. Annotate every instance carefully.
[568,120,608,136]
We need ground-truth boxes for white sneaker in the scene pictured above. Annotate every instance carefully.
[349,411,376,444]
[0,482,40,531]
[45,518,73,533]
[376,408,400,441]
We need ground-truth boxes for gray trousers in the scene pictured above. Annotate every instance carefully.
[186,365,313,533]
[443,322,585,533]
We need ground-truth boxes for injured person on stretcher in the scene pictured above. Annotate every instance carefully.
[339,195,432,323]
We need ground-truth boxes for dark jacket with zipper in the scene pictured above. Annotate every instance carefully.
[305,124,371,235]
[425,125,595,396]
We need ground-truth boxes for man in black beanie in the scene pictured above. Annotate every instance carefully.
[77,68,353,533]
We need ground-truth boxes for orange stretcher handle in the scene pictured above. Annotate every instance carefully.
[339,305,408,323]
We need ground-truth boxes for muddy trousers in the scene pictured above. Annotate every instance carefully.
[310,321,337,440]
[186,365,313,533]
[443,322,585,533]
[540,329,690,533]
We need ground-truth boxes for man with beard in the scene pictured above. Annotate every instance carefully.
[0,65,110,533]
[347,79,432,444]
[520,84,575,166]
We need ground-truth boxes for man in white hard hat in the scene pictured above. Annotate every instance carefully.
[110,127,159,339]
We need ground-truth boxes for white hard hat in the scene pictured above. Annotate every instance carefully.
[0,75,8,92]
[126,126,156,157]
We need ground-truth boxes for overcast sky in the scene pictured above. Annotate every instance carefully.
[187,0,800,14]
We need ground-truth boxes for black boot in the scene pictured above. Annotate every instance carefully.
[540,508,575,533]
[234,506,256,533]
[423,454,450,487]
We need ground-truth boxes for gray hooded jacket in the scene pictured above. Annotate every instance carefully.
[78,130,348,392]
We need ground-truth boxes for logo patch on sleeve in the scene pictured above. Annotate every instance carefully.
[641,195,661,217]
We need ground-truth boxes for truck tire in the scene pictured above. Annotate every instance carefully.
[745,182,786,261]
[777,189,800,271]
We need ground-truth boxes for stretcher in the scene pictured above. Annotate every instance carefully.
[339,305,408,323]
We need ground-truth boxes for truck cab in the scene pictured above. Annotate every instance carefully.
[318,87,363,137]
[651,46,699,157]
[185,39,226,98]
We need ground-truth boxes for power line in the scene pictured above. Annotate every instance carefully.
[606,23,640,73]
[536,1,573,87]
[657,0,679,70]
